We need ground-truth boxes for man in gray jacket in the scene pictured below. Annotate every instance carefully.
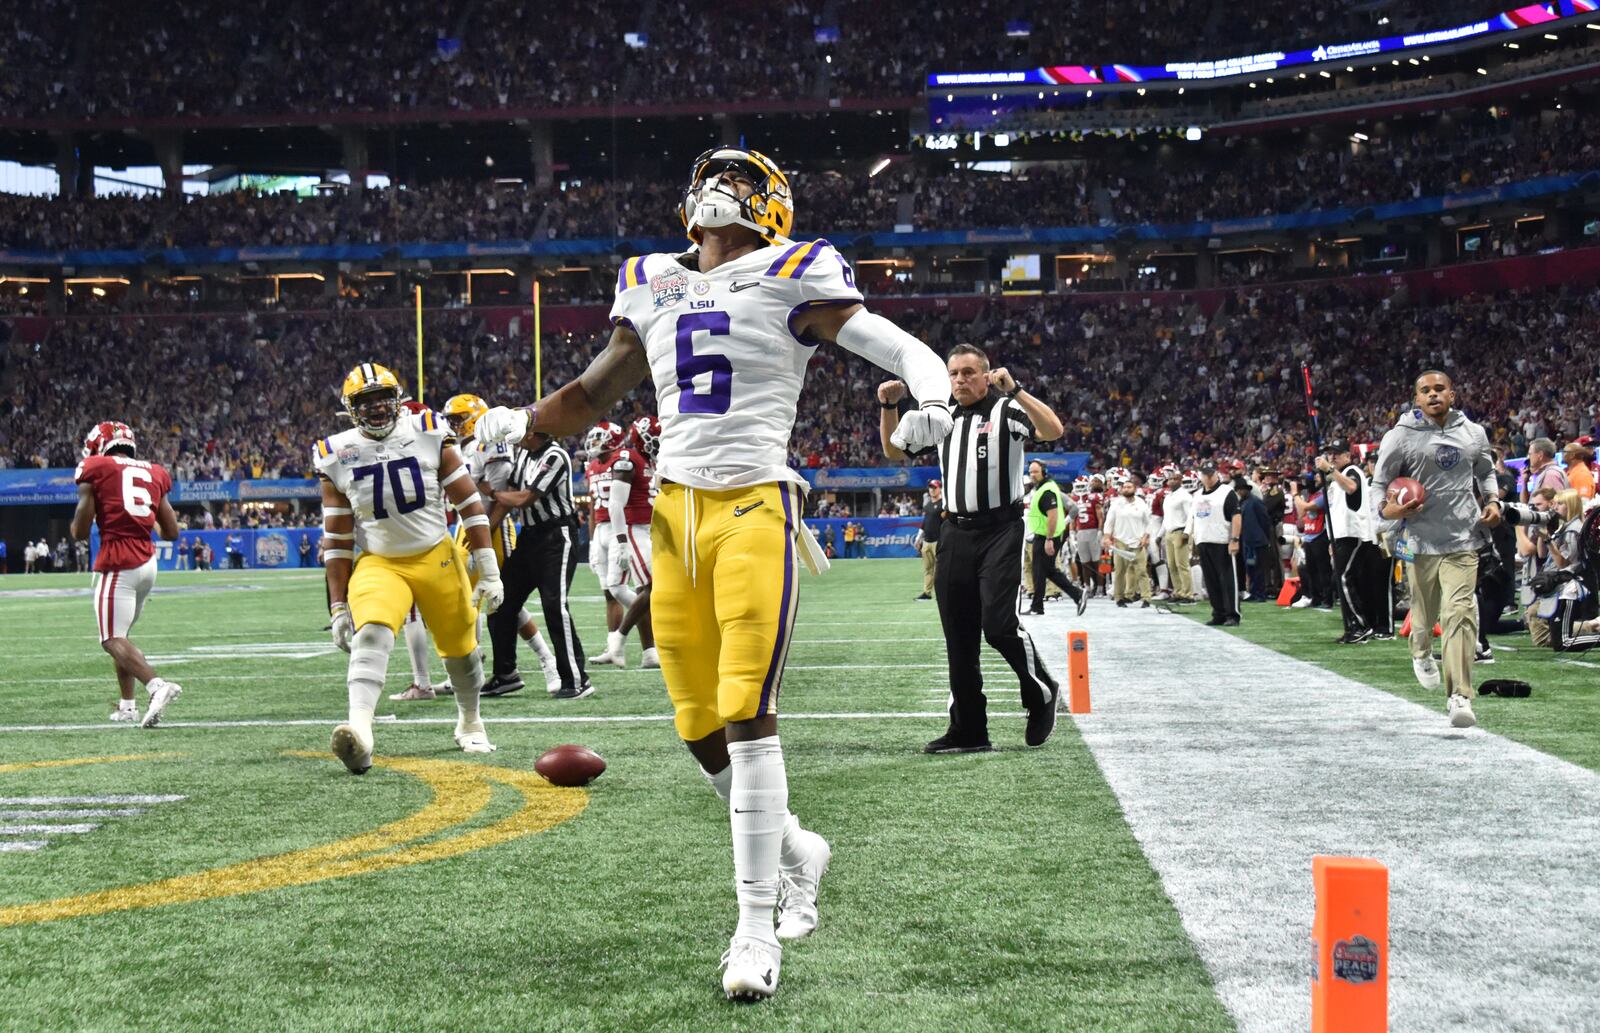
[1373,371,1502,729]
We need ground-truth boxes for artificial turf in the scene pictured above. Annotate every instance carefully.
[0,562,1234,1033]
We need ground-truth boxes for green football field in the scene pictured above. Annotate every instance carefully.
[0,561,1592,1032]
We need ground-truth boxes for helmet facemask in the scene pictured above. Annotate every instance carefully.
[682,149,793,246]
[347,385,401,439]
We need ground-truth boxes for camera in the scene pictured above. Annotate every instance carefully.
[1501,501,1562,533]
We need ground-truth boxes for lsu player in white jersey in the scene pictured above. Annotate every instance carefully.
[316,364,505,774]
[477,147,953,1001]
[442,393,562,695]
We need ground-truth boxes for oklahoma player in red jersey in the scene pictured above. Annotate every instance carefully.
[590,415,660,668]
[70,422,183,727]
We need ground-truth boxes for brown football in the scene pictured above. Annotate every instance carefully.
[535,744,606,787]
[1386,476,1427,508]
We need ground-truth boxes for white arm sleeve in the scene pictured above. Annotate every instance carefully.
[609,478,631,537]
[834,309,949,408]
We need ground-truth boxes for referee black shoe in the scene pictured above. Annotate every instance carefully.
[481,673,525,697]
[923,732,994,754]
[1025,695,1058,748]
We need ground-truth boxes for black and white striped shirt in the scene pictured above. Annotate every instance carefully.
[512,441,576,529]
[937,390,1035,515]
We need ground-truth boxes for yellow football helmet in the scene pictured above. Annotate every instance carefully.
[681,147,794,246]
[442,393,488,438]
[340,362,403,438]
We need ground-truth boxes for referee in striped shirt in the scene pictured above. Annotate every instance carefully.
[879,343,1067,753]
[486,432,592,699]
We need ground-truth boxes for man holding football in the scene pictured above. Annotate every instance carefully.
[1373,370,1501,728]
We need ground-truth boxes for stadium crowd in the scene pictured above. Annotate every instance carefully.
[1,1,1523,119]
[5,279,1598,479]
[4,104,1597,255]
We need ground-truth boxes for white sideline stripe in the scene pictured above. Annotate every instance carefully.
[0,841,47,852]
[0,808,144,818]
[0,712,1021,734]
[1027,606,1600,1033]
[0,824,98,834]
[0,795,186,805]
[3,662,1013,688]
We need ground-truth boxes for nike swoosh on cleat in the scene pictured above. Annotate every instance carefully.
[733,502,765,517]
[729,281,762,292]
[762,970,773,986]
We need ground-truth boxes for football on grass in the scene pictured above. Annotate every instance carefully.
[1386,476,1427,508]
[535,744,606,787]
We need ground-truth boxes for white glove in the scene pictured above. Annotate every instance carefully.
[329,603,354,653]
[476,406,530,447]
[471,548,505,614]
[891,403,954,453]
[606,535,630,589]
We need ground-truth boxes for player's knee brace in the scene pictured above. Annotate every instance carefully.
[443,650,484,691]
[349,624,395,688]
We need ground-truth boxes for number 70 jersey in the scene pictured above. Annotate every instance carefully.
[609,238,862,490]
[313,412,452,557]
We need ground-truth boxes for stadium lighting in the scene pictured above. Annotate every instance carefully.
[1177,87,1184,95]
[1506,42,1519,49]
[1350,132,1369,142]
[1185,126,1202,142]
[1137,87,1146,95]
[1544,33,1558,40]
[869,158,891,177]
[1319,70,1331,78]
[1408,58,1420,65]
[1589,23,1600,30]
[1248,82,1257,88]
[1086,89,1093,97]
[1477,67,1489,74]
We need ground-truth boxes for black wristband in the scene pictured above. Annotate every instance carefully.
[1005,386,1022,399]
[880,401,899,410]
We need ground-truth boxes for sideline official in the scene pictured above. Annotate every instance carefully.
[879,344,1066,754]
[1187,461,1242,626]
[487,432,591,699]
[1024,461,1087,614]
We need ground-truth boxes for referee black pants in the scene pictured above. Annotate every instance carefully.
[936,519,1056,744]
[1332,537,1368,635]
[1030,534,1082,610]
[1197,541,1239,623]
[489,522,586,689]
[1301,535,1334,607]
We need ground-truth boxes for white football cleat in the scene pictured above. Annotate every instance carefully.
[776,828,831,941]
[388,683,437,701]
[1291,596,1313,609]
[540,652,562,695]
[454,724,497,754]
[330,724,374,775]
[1411,656,1442,690]
[640,647,660,669]
[1447,693,1477,729]
[720,937,781,1002]
[109,707,140,723]
[588,630,627,669]
[141,679,182,728]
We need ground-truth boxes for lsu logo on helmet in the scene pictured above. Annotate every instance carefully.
[442,394,489,438]
[340,363,403,439]
[681,147,794,246]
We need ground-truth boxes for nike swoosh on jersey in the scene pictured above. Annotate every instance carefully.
[728,281,763,292]
[733,502,765,517]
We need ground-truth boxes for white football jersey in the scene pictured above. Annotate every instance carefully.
[313,411,452,557]
[609,239,863,490]
[461,435,514,511]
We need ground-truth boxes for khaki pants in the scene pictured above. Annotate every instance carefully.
[1165,530,1192,598]
[1407,552,1478,699]
[920,541,937,597]
[1112,539,1151,602]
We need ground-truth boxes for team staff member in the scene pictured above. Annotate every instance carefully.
[1373,370,1501,728]
[1187,461,1242,626]
[1104,475,1153,608]
[1161,468,1195,603]
[912,479,943,600]
[1318,440,1387,642]
[1023,460,1086,615]
[487,432,592,699]
[879,344,1065,754]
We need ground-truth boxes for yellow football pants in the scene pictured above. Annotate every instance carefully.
[454,518,516,586]
[652,481,802,742]
[347,537,477,657]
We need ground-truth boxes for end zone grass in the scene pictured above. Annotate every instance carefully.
[0,564,1233,1033]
